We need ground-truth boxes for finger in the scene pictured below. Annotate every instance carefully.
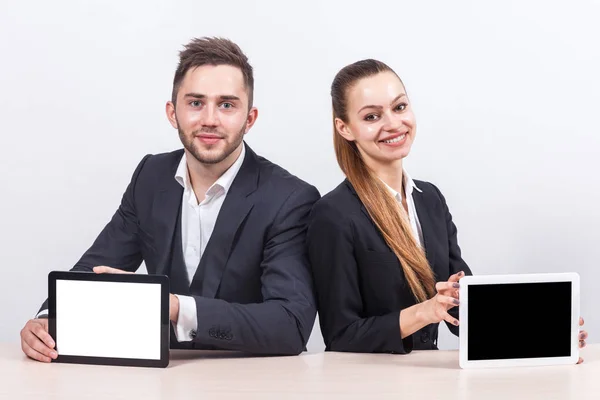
[32,321,55,349]
[447,271,465,283]
[22,341,52,363]
[440,310,460,327]
[435,281,461,293]
[436,294,460,308]
[23,330,57,360]
[93,266,131,274]
[93,266,119,274]
[577,357,583,364]
[579,331,588,341]
[580,317,584,326]
[93,266,111,274]
[579,340,586,349]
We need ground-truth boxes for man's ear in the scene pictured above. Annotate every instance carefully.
[166,101,178,129]
[244,107,258,133]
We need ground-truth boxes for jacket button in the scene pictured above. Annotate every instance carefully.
[190,329,197,339]
[420,332,430,343]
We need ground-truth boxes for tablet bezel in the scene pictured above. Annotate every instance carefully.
[48,271,170,368]
[459,272,580,369]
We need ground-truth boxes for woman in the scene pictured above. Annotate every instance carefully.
[307,59,589,356]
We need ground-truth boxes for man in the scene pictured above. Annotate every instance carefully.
[20,37,320,362]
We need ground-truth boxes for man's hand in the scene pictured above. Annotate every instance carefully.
[93,266,133,274]
[170,294,180,323]
[94,266,180,323]
[20,319,57,363]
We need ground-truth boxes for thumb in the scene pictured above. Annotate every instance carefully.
[39,318,49,331]
[93,266,132,274]
[448,270,465,283]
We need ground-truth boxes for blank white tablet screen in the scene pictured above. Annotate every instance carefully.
[55,280,162,360]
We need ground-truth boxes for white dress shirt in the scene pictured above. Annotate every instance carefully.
[36,144,246,343]
[173,144,246,341]
[381,170,424,247]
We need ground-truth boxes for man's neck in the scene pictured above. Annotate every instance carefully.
[185,143,243,201]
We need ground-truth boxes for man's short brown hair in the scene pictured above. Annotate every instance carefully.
[171,37,254,108]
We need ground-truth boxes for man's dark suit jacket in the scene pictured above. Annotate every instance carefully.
[40,143,320,355]
[307,179,472,354]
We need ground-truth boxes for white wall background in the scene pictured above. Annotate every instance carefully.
[1,0,599,353]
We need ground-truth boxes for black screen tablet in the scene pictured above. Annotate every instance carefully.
[459,273,579,368]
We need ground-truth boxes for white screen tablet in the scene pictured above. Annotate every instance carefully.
[48,271,170,368]
[459,273,580,369]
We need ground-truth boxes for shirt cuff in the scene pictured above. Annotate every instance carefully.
[36,309,49,319]
[173,295,198,342]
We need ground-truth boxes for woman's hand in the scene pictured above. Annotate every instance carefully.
[417,271,465,326]
[577,317,588,364]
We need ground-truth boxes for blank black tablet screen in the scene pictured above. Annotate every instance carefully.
[467,282,571,360]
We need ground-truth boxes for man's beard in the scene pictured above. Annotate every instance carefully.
[178,123,246,165]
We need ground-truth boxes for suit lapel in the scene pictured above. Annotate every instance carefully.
[153,151,184,276]
[412,190,437,272]
[343,180,381,233]
[190,144,260,298]
[345,179,439,273]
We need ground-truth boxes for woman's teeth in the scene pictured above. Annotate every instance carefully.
[383,134,406,144]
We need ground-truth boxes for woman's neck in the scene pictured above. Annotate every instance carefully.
[366,156,404,194]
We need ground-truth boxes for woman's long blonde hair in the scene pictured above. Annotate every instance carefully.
[331,59,435,302]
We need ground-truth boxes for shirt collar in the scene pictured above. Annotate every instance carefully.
[381,170,422,201]
[174,143,246,197]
